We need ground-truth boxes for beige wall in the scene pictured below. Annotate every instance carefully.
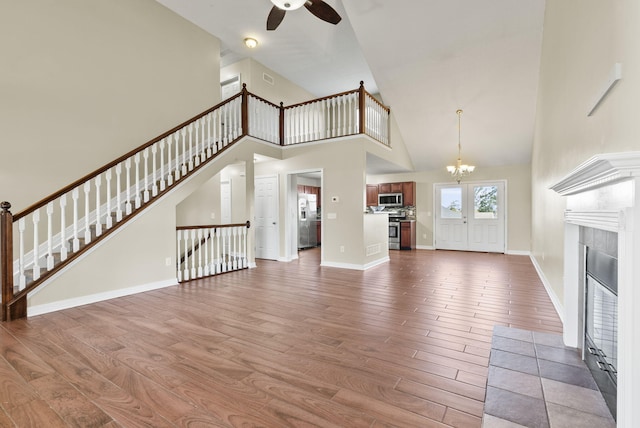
[0,0,220,212]
[531,0,640,303]
[369,163,532,253]
[256,137,377,266]
[221,58,315,106]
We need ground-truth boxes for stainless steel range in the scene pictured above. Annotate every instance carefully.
[388,211,405,250]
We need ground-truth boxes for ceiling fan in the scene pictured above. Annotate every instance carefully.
[267,0,342,31]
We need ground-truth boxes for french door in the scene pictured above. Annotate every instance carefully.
[435,182,505,253]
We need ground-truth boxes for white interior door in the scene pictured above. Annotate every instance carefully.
[255,175,279,260]
[435,182,505,253]
[220,180,231,224]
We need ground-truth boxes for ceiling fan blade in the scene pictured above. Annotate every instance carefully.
[267,6,286,31]
[304,0,342,25]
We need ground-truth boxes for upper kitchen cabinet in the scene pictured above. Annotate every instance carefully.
[378,182,403,193]
[402,182,416,206]
[367,181,416,207]
[366,184,379,206]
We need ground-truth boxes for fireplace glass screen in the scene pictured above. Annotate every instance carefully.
[585,274,618,375]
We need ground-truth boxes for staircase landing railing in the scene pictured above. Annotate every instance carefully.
[1,82,389,321]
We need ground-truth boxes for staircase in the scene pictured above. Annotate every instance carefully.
[1,82,390,321]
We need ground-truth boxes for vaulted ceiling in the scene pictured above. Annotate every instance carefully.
[156,0,546,174]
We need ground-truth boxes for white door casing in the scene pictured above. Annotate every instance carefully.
[435,181,505,253]
[255,175,279,260]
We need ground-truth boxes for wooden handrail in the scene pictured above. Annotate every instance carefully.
[284,88,360,110]
[364,89,390,113]
[13,92,244,222]
[176,221,250,231]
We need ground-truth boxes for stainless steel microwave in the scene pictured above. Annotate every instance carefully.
[378,193,403,207]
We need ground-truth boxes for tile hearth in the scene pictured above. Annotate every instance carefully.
[482,326,615,428]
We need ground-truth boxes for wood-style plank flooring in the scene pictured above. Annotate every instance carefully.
[0,249,562,427]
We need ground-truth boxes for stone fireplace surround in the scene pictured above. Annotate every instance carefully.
[550,152,640,427]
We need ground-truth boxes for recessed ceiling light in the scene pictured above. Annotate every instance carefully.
[244,37,258,49]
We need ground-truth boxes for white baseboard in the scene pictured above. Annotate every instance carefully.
[529,254,564,324]
[321,256,389,271]
[506,250,531,256]
[27,278,178,317]
[416,245,435,250]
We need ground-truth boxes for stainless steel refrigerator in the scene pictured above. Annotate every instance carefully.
[298,193,317,249]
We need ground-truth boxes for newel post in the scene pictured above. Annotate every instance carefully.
[279,102,285,146]
[1,201,14,321]
[241,83,249,137]
[358,81,366,134]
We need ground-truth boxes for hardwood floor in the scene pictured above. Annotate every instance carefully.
[0,249,562,427]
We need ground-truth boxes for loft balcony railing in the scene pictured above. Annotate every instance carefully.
[1,82,389,321]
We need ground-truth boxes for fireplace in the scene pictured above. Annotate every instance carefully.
[582,238,618,419]
[550,152,640,427]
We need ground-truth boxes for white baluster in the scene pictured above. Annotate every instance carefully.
[84,182,92,243]
[174,132,181,181]
[210,227,217,274]
[143,148,150,202]
[134,153,141,209]
[226,228,233,272]
[232,227,238,270]
[197,228,203,278]
[220,227,227,272]
[159,139,166,191]
[183,229,190,281]
[18,218,26,289]
[206,113,212,158]
[115,163,123,222]
[213,110,220,153]
[105,169,113,229]
[190,229,197,279]
[165,138,173,187]
[216,227,222,273]
[188,124,195,171]
[242,225,248,268]
[95,175,102,237]
[203,228,210,277]
[199,118,206,164]
[177,230,182,282]
[46,202,54,270]
[72,187,80,251]
[59,195,68,261]
[151,144,158,196]
[125,158,132,215]
[181,128,188,175]
[32,209,40,281]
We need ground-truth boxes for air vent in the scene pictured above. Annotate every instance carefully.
[263,72,274,85]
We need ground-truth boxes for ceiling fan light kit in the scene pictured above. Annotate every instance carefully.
[267,0,342,31]
[446,109,475,183]
[270,0,307,10]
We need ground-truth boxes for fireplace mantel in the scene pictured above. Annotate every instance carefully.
[550,151,640,427]
[550,152,640,196]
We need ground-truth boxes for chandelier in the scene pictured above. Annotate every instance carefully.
[446,109,475,183]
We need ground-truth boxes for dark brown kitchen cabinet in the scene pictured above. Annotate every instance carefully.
[400,221,416,250]
[402,181,416,206]
[390,182,403,193]
[378,183,391,193]
[366,184,379,206]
